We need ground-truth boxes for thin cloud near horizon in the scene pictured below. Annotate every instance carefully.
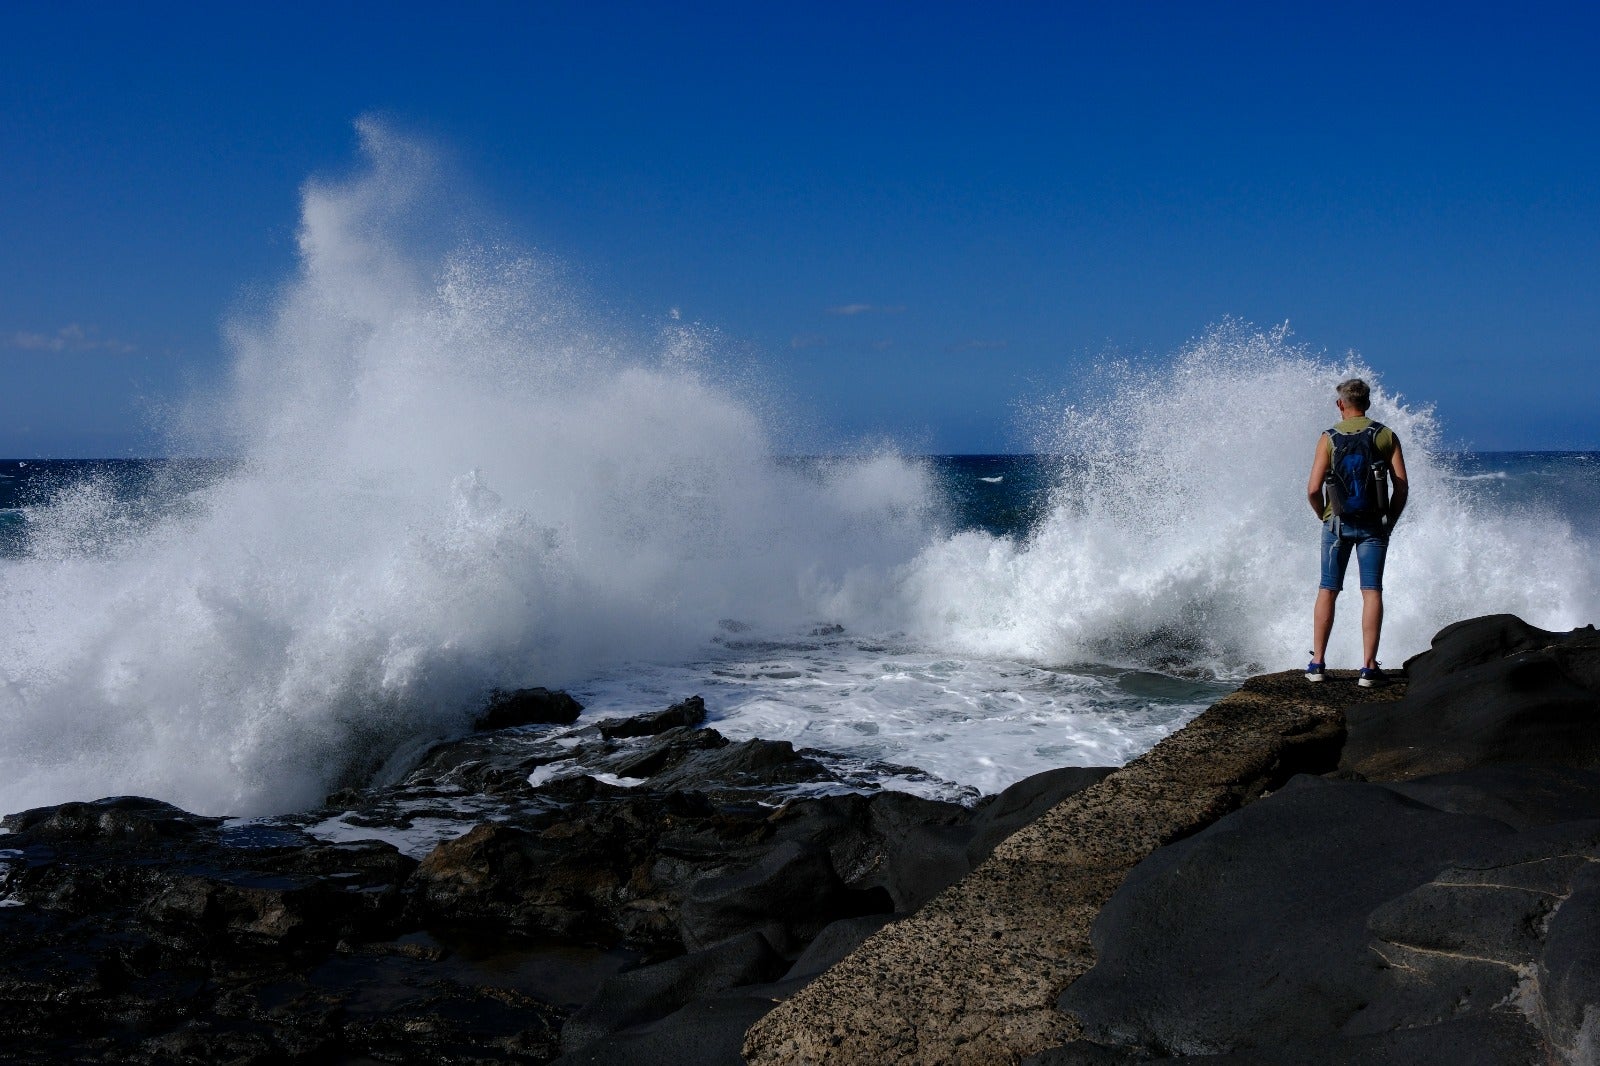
[6,324,137,355]
[827,303,906,316]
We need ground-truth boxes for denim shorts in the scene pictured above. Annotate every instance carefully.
[1319,517,1388,592]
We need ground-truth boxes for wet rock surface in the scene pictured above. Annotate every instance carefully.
[475,687,586,731]
[0,690,1110,1063]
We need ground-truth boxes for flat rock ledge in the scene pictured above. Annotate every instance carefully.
[744,671,1398,1066]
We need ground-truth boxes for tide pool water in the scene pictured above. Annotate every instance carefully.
[3,124,1596,818]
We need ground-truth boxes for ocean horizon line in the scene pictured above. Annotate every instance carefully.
[5,448,1599,464]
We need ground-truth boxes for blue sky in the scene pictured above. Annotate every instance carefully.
[3,2,1597,456]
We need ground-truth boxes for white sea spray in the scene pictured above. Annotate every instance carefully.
[2,125,1594,819]
[890,324,1597,674]
[0,122,935,816]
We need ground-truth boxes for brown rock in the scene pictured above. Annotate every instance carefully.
[742,671,1401,1065]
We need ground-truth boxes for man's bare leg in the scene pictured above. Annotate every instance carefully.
[1361,589,1383,669]
[1312,588,1337,664]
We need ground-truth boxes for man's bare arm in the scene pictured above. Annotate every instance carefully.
[1307,434,1330,518]
[1387,438,1408,525]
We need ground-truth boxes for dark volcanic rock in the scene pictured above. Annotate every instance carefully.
[1059,768,1600,1058]
[409,822,571,932]
[405,791,766,950]
[0,684,1139,1066]
[1403,613,1587,690]
[756,767,1115,915]
[1058,775,1520,1054]
[5,818,414,955]
[742,665,1383,1065]
[679,839,890,953]
[1341,614,1600,780]
[560,930,786,1054]
[782,913,898,980]
[1031,1012,1543,1065]
[1051,616,1600,1066]
[2,794,222,839]
[858,792,977,911]
[1385,764,1600,829]
[1539,861,1600,1059]
[476,686,585,730]
[765,790,970,912]
[400,712,1044,962]
[645,737,831,793]
[138,839,414,948]
[597,695,707,739]
[595,724,728,780]
[0,801,583,1064]
[551,990,781,1066]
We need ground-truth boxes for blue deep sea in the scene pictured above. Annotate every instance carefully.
[12,450,1585,556]
[3,457,1042,558]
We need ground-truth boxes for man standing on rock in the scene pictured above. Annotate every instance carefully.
[1305,378,1408,686]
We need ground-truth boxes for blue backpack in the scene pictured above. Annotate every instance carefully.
[1326,423,1390,521]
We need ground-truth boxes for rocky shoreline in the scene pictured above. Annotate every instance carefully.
[0,687,1111,1063]
[2,614,1596,1064]
[750,613,1600,1065]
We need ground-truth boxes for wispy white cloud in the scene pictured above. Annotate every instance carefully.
[827,303,906,316]
[6,323,137,355]
[946,339,1008,353]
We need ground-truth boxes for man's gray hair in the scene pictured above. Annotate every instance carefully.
[1337,378,1371,412]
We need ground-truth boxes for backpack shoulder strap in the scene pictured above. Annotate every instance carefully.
[1364,422,1391,460]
